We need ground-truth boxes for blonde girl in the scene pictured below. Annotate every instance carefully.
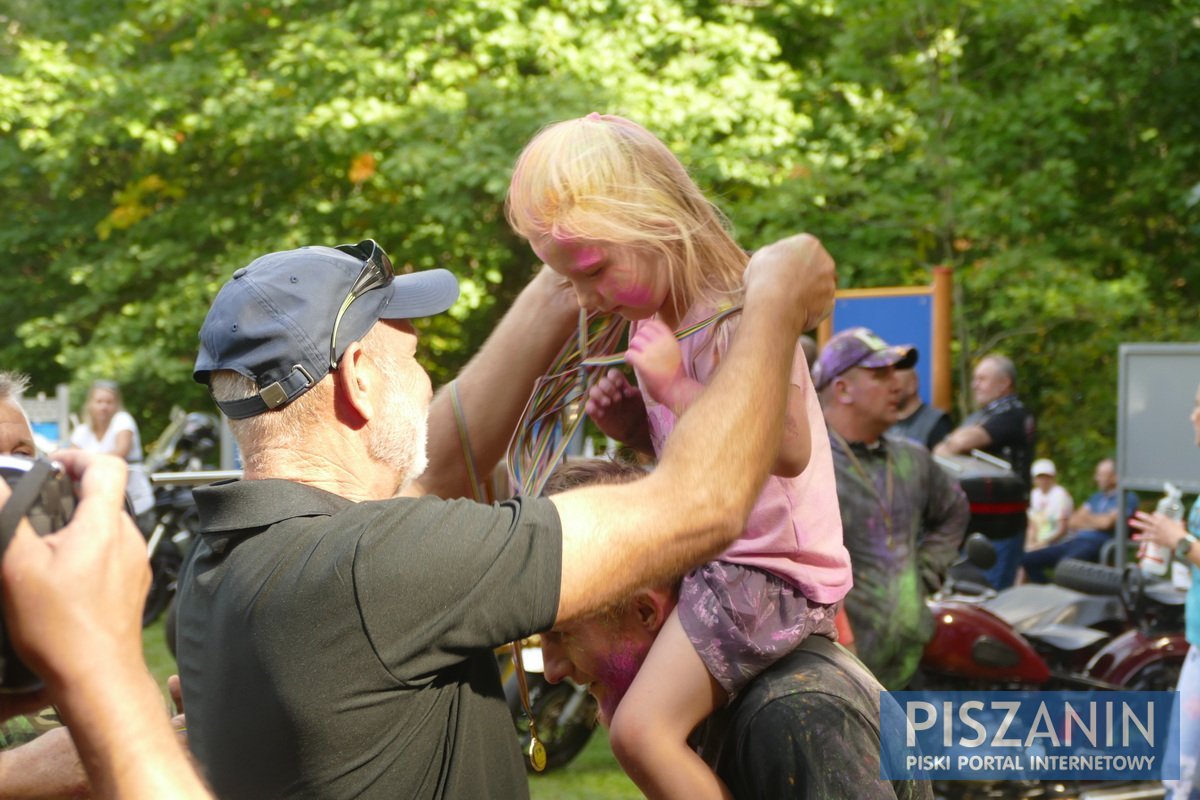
[507,114,852,800]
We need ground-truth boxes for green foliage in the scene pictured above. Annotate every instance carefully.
[1,0,1197,487]
[0,0,811,438]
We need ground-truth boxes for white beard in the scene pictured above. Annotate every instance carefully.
[367,369,429,488]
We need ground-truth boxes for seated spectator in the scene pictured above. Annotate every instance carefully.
[1025,458,1074,550]
[539,457,932,799]
[68,380,155,523]
[1021,457,1135,583]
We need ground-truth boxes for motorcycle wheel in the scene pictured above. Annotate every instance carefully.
[144,549,182,627]
[505,672,598,773]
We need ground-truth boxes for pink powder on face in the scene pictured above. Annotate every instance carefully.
[591,639,649,725]
[570,245,605,272]
[605,279,657,308]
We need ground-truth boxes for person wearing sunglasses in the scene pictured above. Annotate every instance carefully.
[177,234,836,799]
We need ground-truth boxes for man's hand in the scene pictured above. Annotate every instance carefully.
[744,233,836,336]
[0,451,148,692]
[531,263,582,318]
[0,452,213,799]
[168,674,189,747]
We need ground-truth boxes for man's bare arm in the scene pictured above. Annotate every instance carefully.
[933,424,992,457]
[411,267,578,499]
[550,234,836,624]
[0,727,88,800]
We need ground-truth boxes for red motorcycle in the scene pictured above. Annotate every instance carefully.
[915,541,1187,799]
[919,540,1188,692]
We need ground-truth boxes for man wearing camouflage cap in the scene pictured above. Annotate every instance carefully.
[815,328,968,688]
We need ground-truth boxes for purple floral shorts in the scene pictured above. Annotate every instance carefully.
[677,561,839,696]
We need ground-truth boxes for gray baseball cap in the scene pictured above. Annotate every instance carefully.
[194,242,459,419]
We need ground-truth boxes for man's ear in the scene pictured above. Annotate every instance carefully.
[632,589,672,634]
[334,341,375,423]
[834,375,853,405]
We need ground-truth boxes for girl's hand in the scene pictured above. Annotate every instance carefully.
[585,370,651,452]
[1129,510,1188,549]
[626,320,702,415]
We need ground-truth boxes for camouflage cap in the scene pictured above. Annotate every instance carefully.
[812,327,918,391]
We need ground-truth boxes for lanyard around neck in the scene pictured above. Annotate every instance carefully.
[830,429,895,547]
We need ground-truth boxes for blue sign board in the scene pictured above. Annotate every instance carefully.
[832,293,934,403]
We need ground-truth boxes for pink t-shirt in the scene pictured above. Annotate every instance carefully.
[631,304,852,604]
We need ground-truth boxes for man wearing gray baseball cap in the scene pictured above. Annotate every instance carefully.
[176,234,838,799]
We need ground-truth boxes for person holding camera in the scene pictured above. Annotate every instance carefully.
[0,371,210,799]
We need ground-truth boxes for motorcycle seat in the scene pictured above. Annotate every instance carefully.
[1145,581,1188,607]
[1018,622,1110,652]
[981,584,1124,635]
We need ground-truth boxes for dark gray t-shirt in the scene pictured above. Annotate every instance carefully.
[696,637,933,800]
[176,479,562,800]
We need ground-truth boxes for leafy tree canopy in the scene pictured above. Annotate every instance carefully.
[1,0,1197,493]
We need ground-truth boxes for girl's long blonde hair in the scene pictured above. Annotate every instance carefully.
[506,114,747,320]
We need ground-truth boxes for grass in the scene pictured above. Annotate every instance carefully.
[142,615,638,797]
[142,615,177,689]
[529,729,640,799]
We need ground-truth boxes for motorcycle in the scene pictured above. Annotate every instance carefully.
[498,637,598,773]
[141,410,219,626]
[921,538,1187,692]
[919,537,1188,800]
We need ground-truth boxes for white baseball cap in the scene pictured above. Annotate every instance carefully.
[1031,458,1056,478]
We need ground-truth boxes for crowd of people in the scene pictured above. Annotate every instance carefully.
[0,112,1193,800]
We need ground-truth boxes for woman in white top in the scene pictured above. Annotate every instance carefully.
[69,380,155,517]
[1025,457,1074,549]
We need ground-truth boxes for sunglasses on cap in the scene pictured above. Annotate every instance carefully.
[328,239,394,370]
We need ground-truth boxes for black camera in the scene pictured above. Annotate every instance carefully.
[0,456,77,693]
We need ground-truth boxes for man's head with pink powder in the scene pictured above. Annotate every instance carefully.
[538,457,679,726]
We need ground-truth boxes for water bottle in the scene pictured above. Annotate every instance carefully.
[1172,559,1193,591]
[1139,482,1183,578]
